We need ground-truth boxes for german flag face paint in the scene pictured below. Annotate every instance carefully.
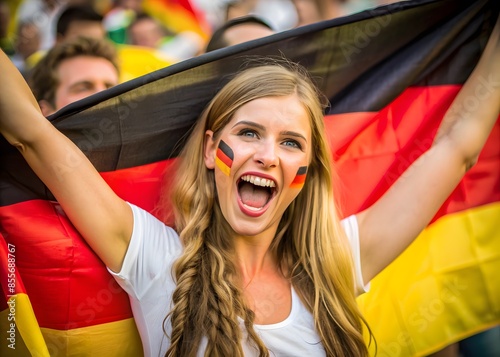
[290,166,307,188]
[215,140,234,176]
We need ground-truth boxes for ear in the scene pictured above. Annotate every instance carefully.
[204,130,216,169]
[39,100,55,117]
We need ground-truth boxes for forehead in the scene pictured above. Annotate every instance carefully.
[229,94,311,133]
[56,56,118,82]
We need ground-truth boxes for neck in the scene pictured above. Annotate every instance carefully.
[234,230,280,286]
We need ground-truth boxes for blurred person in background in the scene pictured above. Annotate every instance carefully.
[17,0,66,50]
[19,3,109,73]
[10,21,41,76]
[28,36,119,116]
[205,14,274,52]
[127,12,171,49]
[55,3,106,43]
[127,11,202,61]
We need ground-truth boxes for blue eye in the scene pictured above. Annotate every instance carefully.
[283,140,302,149]
[238,129,258,138]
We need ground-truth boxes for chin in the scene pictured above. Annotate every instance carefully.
[229,215,280,240]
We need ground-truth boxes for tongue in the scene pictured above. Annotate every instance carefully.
[239,182,270,208]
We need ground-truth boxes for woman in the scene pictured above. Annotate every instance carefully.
[0,17,498,356]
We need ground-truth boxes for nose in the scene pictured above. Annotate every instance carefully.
[254,140,279,168]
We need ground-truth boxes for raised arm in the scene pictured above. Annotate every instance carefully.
[356,17,500,283]
[0,50,132,272]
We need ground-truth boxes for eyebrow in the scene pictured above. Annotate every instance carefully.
[232,120,308,142]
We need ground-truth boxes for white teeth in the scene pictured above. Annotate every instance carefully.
[240,175,276,188]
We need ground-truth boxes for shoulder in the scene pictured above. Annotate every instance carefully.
[126,202,182,256]
[109,203,182,298]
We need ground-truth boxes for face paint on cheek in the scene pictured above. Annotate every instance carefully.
[290,166,308,188]
[215,140,234,176]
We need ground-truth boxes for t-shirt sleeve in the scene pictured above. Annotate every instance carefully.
[340,215,370,295]
[108,202,182,300]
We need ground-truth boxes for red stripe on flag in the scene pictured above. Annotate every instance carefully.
[290,177,306,188]
[216,147,233,168]
[101,159,176,218]
[291,167,307,188]
[327,85,499,220]
[0,201,134,330]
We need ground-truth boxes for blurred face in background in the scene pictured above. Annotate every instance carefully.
[128,17,165,48]
[40,55,118,115]
[15,22,41,60]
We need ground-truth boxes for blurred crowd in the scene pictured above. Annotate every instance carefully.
[0,0,396,79]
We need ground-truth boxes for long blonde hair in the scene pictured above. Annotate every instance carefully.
[165,63,372,356]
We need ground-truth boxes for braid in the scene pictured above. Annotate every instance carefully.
[241,307,268,356]
[166,204,271,356]
[166,144,213,356]
[165,233,204,356]
[202,237,243,356]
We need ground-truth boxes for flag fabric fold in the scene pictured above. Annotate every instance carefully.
[1,0,498,355]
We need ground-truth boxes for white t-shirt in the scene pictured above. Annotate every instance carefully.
[109,203,366,357]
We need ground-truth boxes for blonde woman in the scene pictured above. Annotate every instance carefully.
[0,17,498,357]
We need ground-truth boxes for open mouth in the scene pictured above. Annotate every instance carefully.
[237,174,277,213]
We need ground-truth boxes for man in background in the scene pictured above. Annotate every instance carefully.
[29,36,119,116]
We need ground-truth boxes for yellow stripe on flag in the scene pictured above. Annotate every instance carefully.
[215,156,231,176]
[40,318,143,356]
[358,202,500,356]
[1,293,49,357]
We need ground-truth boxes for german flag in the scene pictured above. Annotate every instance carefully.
[215,140,234,176]
[1,0,498,355]
[290,166,307,188]
[0,233,49,356]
